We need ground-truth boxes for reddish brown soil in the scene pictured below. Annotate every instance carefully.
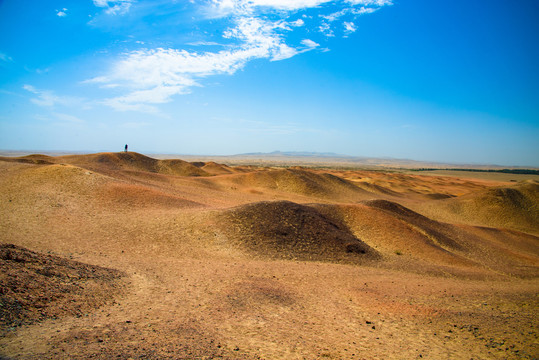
[0,244,125,335]
[0,152,537,359]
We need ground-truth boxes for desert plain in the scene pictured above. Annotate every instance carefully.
[0,152,538,359]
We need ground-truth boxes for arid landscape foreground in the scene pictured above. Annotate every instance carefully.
[0,152,538,359]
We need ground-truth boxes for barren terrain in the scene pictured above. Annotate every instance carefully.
[0,152,537,359]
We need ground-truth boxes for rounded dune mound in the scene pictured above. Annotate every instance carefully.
[352,181,399,196]
[219,200,379,263]
[157,159,209,176]
[200,161,235,175]
[2,163,112,199]
[361,199,463,250]
[314,202,539,277]
[363,199,425,218]
[429,181,539,234]
[58,152,158,173]
[0,244,125,334]
[0,154,55,165]
[56,152,209,177]
[219,168,371,200]
[313,203,476,268]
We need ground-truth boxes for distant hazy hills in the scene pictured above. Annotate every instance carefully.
[1,150,537,169]
[221,151,538,170]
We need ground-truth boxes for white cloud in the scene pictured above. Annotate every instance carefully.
[56,8,68,17]
[343,21,357,34]
[290,19,305,27]
[23,85,87,108]
[346,0,392,5]
[93,0,133,15]
[353,6,377,15]
[208,0,333,17]
[244,0,332,10]
[89,0,392,112]
[270,44,299,61]
[301,39,319,48]
[24,85,62,107]
[321,8,348,22]
[92,14,311,110]
[319,22,334,37]
[90,46,269,111]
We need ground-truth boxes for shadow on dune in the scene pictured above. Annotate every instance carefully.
[218,200,379,264]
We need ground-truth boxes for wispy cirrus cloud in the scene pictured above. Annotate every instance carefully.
[23,85,88,108]
[0,52,13,63]
[93,0,133,15]
[53,112,85,123]
[89,0,392,112]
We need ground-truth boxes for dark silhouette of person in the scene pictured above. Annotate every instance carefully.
[125,144,128,152]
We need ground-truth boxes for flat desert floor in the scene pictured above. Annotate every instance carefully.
[0,152,538,359]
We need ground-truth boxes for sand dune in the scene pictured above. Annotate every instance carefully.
[1,152,211,177]
[313,201,539,278]
[419,180,539,234]
[218,200,378,263]
[62,152,210,177]
[198,161,236,175]
[0,153,538,359]
[342,170,502,198]
[0,154,55,165]
[211,168,373,201]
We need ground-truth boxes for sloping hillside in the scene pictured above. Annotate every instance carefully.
[1,152,211,177]
[314,201,539,277]
[218,201,379,263]
[0,244,125,334]
[419,181,539,234]
[212,168,374,201]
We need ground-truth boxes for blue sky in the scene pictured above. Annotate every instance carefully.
[0,0,538,166]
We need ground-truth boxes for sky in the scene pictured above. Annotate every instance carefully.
[0,0,538,166]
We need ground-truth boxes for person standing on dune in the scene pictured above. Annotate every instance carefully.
[125,144,128,152]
